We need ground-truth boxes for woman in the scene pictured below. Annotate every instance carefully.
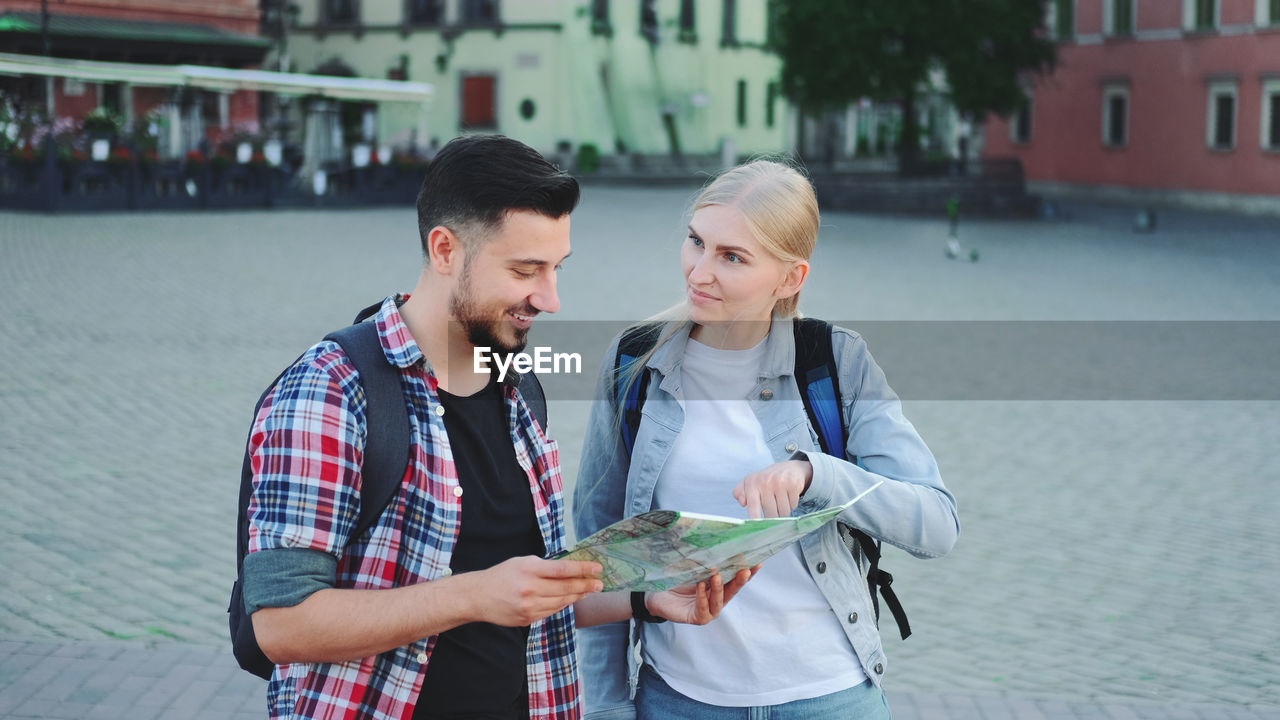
[573,160,960,719]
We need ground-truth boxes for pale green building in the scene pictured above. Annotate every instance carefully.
[283,0,789,163]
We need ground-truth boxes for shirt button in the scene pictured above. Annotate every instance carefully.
[416,651,428,663]
[434,405,445,417]
[453,486,463,498]
[759,389,773,401]
[815,561,827,574]
[874,663,884,675]
[848,612,858,624]
[441,568,452,577]
[785,442,798,453]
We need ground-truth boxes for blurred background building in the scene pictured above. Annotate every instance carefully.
[985,0,1280,212]
[0,0,268,156]
[2,0,1273,212]
[280,0,788,167]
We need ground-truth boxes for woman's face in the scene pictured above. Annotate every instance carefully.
[682,203,798,346]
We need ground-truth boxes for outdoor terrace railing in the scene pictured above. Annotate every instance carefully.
[0,141,427,213]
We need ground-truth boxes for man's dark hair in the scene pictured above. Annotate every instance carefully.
[416,134,580,256]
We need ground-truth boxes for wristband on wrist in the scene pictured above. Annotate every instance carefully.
[630,591,667,623]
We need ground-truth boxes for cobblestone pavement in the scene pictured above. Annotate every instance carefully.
[2,189,1278,718]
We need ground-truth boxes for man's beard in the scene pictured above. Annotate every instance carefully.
[448,264,532,355]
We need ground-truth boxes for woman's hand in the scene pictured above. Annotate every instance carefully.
[732,460,813,519]
[645,566,759,625]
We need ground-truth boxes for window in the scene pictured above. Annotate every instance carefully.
[591,0,611,35]
[1264,81,1280,151]
[1194,0,1216,29]
[765,0,780,48]
[406,0,443,25]
[1011,99,1032,144]
[640,0,658,44]
[736,79,747,128]
[102,83,123,115]
[1056,0,1074,40]
[1206,80,1237,150]
[722,0,737,46]
[1271,0,1280,24]
[462,0,498,24]
[765,81,778,128]
[461,74,496,129]
[1102,84,1129,147]
[1111,0,1134,35]
[678,0,696,42]
[324,0,358,25]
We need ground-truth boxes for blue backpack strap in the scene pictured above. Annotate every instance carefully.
[792,317,911,640]
[792,318,849,462]
[614,323,663,456]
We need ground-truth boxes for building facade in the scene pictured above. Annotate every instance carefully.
[284,0,787,160]
[983,0,1280,211]
[0,0,268,155]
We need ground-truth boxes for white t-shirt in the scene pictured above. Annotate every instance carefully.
[641,336,867,706]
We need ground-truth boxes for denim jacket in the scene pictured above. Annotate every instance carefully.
[572,317,960,719]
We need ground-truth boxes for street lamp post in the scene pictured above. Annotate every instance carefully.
[41,0,53,116]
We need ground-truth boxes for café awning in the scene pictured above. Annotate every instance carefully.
[0,51,435,103]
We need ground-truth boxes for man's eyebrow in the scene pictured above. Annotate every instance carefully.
[510,251,572,266]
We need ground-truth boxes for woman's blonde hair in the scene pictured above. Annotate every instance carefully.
[693,158,820,318]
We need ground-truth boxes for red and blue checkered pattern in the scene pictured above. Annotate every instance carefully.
[247,296,581,720]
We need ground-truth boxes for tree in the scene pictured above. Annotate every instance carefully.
[773,0,1056,169]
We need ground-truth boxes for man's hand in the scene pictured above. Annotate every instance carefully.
[645,566,759,625]
[468,556,603,627]
[732,460,813,519]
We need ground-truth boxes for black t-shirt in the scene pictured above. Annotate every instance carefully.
[414,379,545,720]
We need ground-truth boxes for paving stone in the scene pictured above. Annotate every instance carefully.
[2,199,1279,718]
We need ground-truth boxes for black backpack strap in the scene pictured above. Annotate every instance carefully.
[517,371,549,430]
[846,528,912,640]
[323,320,412,548]
[231,304,411,680]
[793,317,912,641]
[237,364,299,570]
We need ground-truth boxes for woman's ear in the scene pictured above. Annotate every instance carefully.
[775,260,810,300]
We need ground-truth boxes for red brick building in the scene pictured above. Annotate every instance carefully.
[0,0,268,148]
[983,0,1280,212]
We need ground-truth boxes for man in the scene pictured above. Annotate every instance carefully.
[243,135,749,720]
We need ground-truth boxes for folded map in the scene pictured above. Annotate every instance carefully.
[555,481,883,592]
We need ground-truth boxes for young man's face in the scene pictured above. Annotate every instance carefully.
[449,209,571,354]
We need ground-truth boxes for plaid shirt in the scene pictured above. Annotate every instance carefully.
[247,296,581,720]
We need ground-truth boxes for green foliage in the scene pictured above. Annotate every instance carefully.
[576,143,600,173]
[774,0,1056,156]
[83,107,123,134]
